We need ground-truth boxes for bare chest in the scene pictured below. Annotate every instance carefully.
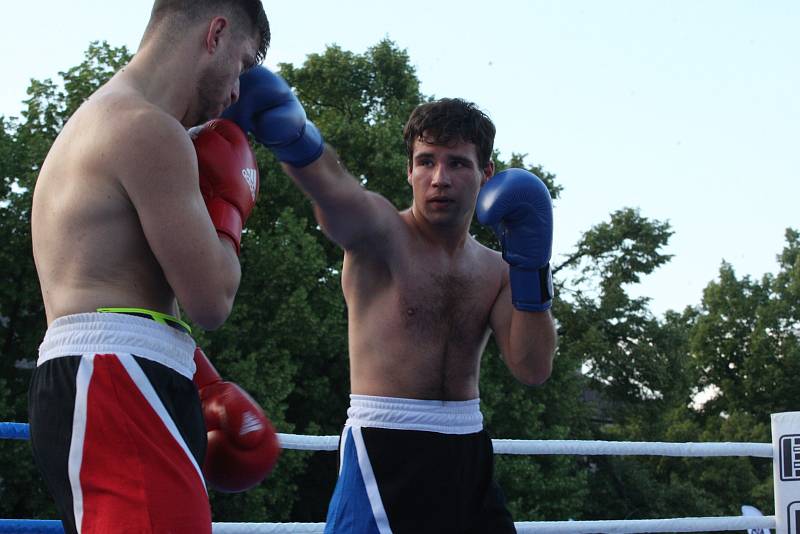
[395,263,496,347]
[342,238,504,398]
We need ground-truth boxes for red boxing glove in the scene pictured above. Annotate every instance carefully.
[193,347,280,493]
[191,119,260,255]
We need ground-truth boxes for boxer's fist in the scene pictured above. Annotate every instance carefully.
[193,347,280,492]
[191,119,259,254]
[476,168,554,311]
[222,66,324,167]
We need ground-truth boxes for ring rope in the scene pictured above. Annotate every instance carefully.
[514,516,776,533]
[1,423,773,457]
[0,423,31,441]
[490,438,773,457]
[0,423,776,533]
[0,516,779,533]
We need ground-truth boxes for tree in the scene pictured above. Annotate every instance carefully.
[682,228,800,515]
[547,207,706,521]
[6,35,784,527]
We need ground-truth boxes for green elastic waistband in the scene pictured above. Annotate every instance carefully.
[96,307,192,335]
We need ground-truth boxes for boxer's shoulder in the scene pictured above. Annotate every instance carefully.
[471,236,507,275]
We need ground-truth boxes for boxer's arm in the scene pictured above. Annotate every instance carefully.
[223,67,400,254]
[489,272,557,386]
[281,145,401,254]
[116,111,240,329]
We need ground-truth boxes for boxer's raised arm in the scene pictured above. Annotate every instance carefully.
[282,147,401,252]
[223,67,401,254]
[482,169,557,385]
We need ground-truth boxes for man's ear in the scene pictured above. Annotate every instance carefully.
[204,16,229,53]
[481,160,495,186]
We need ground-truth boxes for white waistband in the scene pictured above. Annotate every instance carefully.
[346,394,483,435]
[38,313,196,379]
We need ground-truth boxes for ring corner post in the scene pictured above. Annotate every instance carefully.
[772,411,800,534]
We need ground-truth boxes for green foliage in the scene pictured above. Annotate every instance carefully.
[1,36,796,529]
[692,239,800,418]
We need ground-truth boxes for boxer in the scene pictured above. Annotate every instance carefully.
[224,67,558,533]
[28,2,276,533]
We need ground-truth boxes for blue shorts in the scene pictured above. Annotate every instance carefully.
[324,395,515,534]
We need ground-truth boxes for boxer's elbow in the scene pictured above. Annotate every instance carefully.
[189,299,233,331]
[506,350,553,387]
[179,285,237,331]
[166,244,241,330]
[514,365,552,387]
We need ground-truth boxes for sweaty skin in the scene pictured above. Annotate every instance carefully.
[32,22,259,329]
[286,139,557,401]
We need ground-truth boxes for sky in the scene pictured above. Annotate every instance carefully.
[2,1,798,316]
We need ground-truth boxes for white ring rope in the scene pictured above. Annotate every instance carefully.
[490,439,773,457]
[1,427,778,533]
[209,515,777,533]
[277,433,773,457]
[514,516,776,533]
[213,525,325,534]
[277,434,338,451]
[263,434,777,533]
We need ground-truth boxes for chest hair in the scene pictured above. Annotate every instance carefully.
[400,271,487,347]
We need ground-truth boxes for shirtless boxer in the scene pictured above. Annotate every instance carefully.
[223,68,557,533]
[28,2,277,533]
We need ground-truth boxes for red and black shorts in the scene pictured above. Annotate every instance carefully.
[27,313,210,534]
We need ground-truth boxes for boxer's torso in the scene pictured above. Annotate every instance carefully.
[343,209,507,401]
[32,78,179,325]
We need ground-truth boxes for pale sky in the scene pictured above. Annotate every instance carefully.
[2,1,798,316]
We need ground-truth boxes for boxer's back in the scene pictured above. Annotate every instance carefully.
[32,81,178,324]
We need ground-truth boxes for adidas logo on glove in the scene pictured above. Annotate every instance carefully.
[241,168,258,201]
[240,410,264,436]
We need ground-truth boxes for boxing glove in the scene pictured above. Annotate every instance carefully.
[193,347,280,493]
[191,119,259,255]
[222,66,324,167]
[476,168,554,311]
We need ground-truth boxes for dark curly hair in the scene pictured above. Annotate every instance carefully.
[403,98,496,169]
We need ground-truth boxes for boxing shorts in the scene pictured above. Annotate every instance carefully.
[27,312,210,534]
[324,394,516,533]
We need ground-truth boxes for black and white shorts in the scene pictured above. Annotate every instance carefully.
[324,394,515,533]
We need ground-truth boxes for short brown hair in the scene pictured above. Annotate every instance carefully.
[403,98,496,169]
[147,0,270,64]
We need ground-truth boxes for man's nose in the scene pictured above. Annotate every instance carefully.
[431,164,451,187]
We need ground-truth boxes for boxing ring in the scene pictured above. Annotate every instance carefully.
[2,411,797,533]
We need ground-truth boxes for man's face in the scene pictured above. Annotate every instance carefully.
[407,137,493,228]
[194,30,258,125]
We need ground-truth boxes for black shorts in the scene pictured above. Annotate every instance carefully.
[324,395,515,534]
[28,313,210,534]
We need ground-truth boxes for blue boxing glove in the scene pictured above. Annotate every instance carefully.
[476,169,554,311]
[222,66,324,167]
